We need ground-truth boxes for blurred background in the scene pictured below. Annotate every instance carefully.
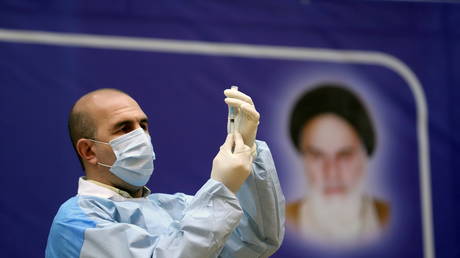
[0,0,459,257]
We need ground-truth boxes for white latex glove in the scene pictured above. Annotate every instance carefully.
[211,132,254,194]
[224,89,260,152]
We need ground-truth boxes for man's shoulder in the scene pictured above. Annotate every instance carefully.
[46,196,97,258]
[286,200,302,227]
[52,196,98,227]
[286,200,301,214]
[53,196,83,220]
[372,198,391,227]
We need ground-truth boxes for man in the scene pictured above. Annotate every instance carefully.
[286,84,389,245]
[45,88,285,257]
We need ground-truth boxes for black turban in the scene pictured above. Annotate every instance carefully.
[289,84,376,156]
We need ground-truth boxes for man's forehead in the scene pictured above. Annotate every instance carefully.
[99,96,146,122]
[301,114,361,152]
[76,89,145,123]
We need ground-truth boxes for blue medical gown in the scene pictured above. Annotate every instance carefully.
[45,141,285,257]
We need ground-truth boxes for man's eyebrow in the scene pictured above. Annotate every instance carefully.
[338,146,357,154]
[111,117,149,131]
[303,146,322,155]
[112,120,131,130]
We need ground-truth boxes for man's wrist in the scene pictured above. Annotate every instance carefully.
[250,144,257,158]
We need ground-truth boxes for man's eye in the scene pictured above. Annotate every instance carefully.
[337,150,354,160]
[311,153,322,159]
[305,151,322,160]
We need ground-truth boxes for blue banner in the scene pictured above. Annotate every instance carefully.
[0,1,459,257]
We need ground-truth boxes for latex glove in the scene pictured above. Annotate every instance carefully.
[224,89,260,152]
[211,132,254,194]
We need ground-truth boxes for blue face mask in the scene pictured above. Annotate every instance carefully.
[90,128,156,187]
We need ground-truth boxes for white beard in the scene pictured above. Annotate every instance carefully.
[299,179,380,246]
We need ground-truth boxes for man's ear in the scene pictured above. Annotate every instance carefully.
[76,139,97,165]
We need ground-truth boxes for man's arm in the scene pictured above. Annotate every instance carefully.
[218,140,285,258]
[46,179,244,258]
[46,133,254,258]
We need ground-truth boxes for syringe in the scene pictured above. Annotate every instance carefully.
[227,85,239,134]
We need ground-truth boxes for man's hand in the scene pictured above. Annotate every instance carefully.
[224,89,260,152]
[211,132,253,194]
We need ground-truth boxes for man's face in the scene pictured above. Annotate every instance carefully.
[89,92,149,167]
[299,114,367,198]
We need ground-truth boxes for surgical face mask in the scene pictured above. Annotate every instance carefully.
[89,128,156,187]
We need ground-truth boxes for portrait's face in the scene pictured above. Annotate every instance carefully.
[299,114,367,198]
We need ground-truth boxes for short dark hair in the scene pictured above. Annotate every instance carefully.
[289,84,376,156]
[68,107,96,169]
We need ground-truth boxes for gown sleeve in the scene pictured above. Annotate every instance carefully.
[45,141,285,258]
[46,179,244,258]
[218,140,286,258]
